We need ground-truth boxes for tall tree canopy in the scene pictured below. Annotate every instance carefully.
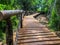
[16,0,41,11]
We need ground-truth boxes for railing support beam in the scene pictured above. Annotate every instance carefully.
[20,13,23,28]
[6,17,13,45]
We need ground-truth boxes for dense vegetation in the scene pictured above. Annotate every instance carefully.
[48,0,60,31]
[0,0,60,43]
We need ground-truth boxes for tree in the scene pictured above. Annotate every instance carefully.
[16,0,41,11]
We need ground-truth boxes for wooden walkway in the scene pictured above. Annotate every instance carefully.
[16,14,60,45]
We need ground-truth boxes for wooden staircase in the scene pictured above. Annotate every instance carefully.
[16,14,60,45]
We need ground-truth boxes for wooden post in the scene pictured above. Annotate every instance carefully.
[6,17,13,45]
[20,13,23,28]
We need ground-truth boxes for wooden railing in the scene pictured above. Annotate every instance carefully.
[0,10,24,45]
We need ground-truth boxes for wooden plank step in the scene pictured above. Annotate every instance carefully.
[17,41,60,45]
[19,28,50,32]
[17,35,57,40]
[23,27,47,28]
[19,29,50,31]
[18,32,51,35]
[17,37,60,43]
[17,33,54,37]
[19,30,50,34]
[19,29,49,31]
[18,32,54,35]
[20,28,49,29]
[19,30,50,32]
[21,27,48,30]
[19,29,50,32]
[17,34,57,37]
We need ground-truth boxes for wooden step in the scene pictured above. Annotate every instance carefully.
[17,37,60,43]
[19,28,50,31]
[17,35,57,40]
[17,41,60,45]
[18,32,51,35]
[19,31,50,34]
[16,15,60,45]
[17,33,55,37]
[18,32,54,34]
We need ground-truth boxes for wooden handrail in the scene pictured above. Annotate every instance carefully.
[0,10,24,45]
[0,10,24,21]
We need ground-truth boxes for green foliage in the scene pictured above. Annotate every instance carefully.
[0,30,4,40]
[11,16,19,29]
[16,0,41,11]
[49,8,57,29]
[0,0,60,42]
[36,0,60,31]
[49,6,60,31]
[0,0,18,41]
[0,4,6,10]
